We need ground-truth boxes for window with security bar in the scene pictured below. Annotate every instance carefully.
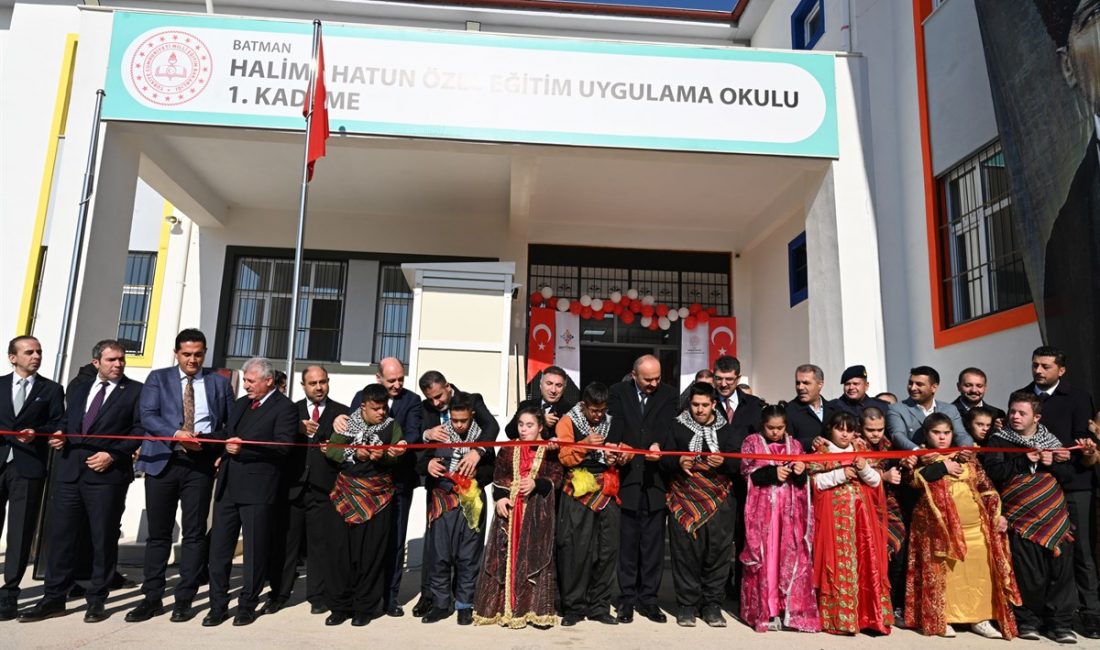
[117,251,157,355]
[374,265,414,365]
[939,142,1031,326]
[226,257,347,361]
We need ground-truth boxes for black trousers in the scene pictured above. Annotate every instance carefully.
[43,480,127,603]
[0,465,44,602]
[140,459,214,604]
[668,497,734,609]
[384,483,415,608]
[724,480,745,600]
[1065,489,1100,616]
[428,504,485,610]
[888,537,908,611]
[617,497,666,608]
[207,497,273,611]
[326,502,394,616]
[266,489,307,604]
[1010,531,1076,631]
[557,495,620,617]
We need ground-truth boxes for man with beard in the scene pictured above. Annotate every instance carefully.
[952,367,1006,427]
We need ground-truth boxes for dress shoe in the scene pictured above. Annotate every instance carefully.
[421,606,452,623]
[638,604,667,623]
[615,606,634,624]
[0,601,18,621]
[385,605,404,617]
[170,603,195,623]
[325,612,350,626]
[232,609,258,626]
[18,599,65,622]
[561,614,582,626]
[84,602,109,623]
[310,603,328,615]
[202,608,228,627]
[411,595,432,618]
[351,613,372,627]
[259,600,283,616]
[700,605,726,628]
[457,609,473,625]
[125,599,163,622]
[675,606,696,627]
[588,613,618,625]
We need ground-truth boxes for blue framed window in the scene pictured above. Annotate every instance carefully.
[788,232,808,307]
[791,0,825,50]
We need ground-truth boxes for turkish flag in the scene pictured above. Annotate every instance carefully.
[303,31,329,182]
[527,307,556,381]
[707,316,737,368]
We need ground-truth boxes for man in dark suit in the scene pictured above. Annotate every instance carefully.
[263,365,346,616]
[202,357,297,627]
[952,367,1006,426]
[1016,345,1099,638]
[609,354,676,624]
[343,358,422,617]
[126,329,234,624]
[20,340,143,624]
[830,365,891,421]
[414,370,499,617]
[0,336,64,620]
[504,366,576,439]
[785,364,839,449]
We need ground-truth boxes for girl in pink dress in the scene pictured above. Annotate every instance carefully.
[739,403,820,632]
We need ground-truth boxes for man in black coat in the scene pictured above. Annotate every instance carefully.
[263,365,347,616]
[1016,345,1099,637]
[504,366,576,439]
[203,357,297,627]
[785,364,838,449]
[609,354,677,624]
[829,365,891,421]
[20,340,143,624]
[0,336,64,620]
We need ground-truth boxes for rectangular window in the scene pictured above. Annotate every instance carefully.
[939,142,1031,326]
[374,265,414,365]
[791,0,825,50]
[117,251,157,354]
[225,256,347,361]
[788,232,808,307]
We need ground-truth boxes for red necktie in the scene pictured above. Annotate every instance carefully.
[312,404,321,422]
[250,399,261,410]
[725,401,734,422]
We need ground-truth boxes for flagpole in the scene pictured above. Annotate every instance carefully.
[286,20,322,399]
[54,89,106,384]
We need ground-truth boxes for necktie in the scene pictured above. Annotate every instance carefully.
[312,404,321,422]
[638,392,648,415]
[82,381,109,434]
[182,376,195,432]
[251,399,262,410]
[1039,391,1051,403]
[724,399,734,423]
[9,379,26,461]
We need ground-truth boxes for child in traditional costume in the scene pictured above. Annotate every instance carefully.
[660,382,739,628]
[809,412,893,635]
[739,403,818,633]
[554,382,626,626]
[859,407,907,620]
[324,383,407,626]
[473,404,562,628]
[905,412,1019,639]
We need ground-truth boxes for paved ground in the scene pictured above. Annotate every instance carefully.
[0,563,1090,650]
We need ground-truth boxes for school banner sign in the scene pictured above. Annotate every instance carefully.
[103,10,838,158]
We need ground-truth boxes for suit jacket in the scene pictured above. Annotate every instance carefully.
[1015,381,1095,492]
[418,388,498,490]
[0,373,64,479]
[282,398,346,498]
[59,376,144,485]
[886,398,971,450]
[608,380,677,508]
[785,397,839,449]
[213,391,298,505]
[504,396,576,440]
[950,396,1006,426]
[350,387,422,486]
[720,389,764,441]
[136,366,234,477]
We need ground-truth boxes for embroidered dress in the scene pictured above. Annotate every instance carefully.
[809,438,893,635]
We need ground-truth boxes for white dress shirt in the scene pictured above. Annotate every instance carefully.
[180,369,212,434]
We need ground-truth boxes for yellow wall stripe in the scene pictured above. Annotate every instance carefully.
[127,202,174,368]
[16,34,79,334]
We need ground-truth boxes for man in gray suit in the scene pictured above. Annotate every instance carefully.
[886,365,972,450]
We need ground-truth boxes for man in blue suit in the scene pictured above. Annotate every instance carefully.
[20,340,143,624]
[886,365,972,450]
[125,329,234,624]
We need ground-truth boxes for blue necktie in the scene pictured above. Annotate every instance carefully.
[82,381,109,434]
